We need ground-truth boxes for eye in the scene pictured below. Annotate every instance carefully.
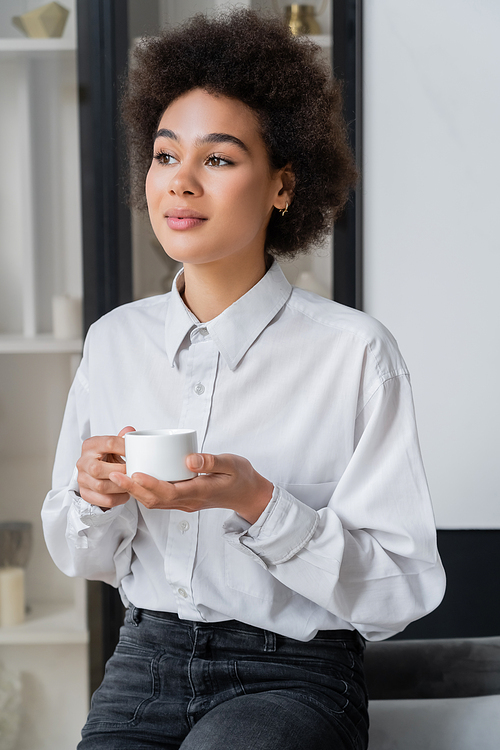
[153,150,177,165]
[205,154,233,167]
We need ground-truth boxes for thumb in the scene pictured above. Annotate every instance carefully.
[118,426,136,437]
[186,453,205,471]
[186,452,231,474]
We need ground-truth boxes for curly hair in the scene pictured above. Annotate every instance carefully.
[121,9,358,260]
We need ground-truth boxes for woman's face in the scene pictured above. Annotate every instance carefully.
[145,88,289,269]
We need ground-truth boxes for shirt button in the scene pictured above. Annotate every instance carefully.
[198,327,209,336]
[178,588,188,599]
[194,382,205,395]
[178,520,190,533]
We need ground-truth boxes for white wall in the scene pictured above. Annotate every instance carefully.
[363,1,500,528]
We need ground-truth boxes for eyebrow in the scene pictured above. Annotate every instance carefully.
[154,128,249,154]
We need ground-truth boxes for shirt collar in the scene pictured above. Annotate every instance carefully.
[165,262,292,370]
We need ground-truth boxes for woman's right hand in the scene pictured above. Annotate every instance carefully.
[76,426,136,509]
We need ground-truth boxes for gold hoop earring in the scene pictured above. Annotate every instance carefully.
[279,202,289,217]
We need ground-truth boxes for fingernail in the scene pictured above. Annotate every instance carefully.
[190,454,203,470]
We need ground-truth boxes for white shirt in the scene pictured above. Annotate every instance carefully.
[42,262,445,641]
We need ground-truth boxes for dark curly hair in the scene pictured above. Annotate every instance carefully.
[121,9,358,260]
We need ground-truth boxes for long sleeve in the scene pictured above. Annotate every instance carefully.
[41,265,445,639]
[223,373,446,641]
[41,356,138,587]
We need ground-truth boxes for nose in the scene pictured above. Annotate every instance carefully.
[168,162,202,197]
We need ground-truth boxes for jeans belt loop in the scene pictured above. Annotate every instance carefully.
[131,606,141,626]
[264,630,277,652]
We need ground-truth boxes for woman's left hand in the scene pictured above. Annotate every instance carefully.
[109,453,274,525]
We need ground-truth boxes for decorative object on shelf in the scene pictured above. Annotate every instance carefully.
[52,294,82,339]
[272,1,329,35]
[0,522,32,627]
[0,661,21,750]
[11,1,69,39]
[0,522,32,568]
[294,270,329,298]
[0,568,24,627]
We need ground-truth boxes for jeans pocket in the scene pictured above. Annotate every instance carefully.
[234,654,351,716]
[84,635,163,728]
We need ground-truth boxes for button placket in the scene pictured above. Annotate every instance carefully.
[165,337,219,621]
[165,508,199,617]
[178,338,219,452]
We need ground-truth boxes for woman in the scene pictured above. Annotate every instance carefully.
[42,10,445,750]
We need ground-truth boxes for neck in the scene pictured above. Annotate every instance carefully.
[180,252,268,322]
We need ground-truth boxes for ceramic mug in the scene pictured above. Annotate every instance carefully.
[125,429,198,482]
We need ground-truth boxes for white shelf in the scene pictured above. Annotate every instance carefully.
[0,37,75,55]
[0,334,82,353]
[0,602,88,645]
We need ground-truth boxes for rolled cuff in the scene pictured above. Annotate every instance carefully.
[223,485,319,566]
[72,493,125,527]
[67,493,128,550]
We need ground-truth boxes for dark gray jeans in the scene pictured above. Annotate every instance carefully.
[79,606,368,750]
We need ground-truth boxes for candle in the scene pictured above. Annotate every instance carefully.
[52,295,82,339]
[0,567,25,627]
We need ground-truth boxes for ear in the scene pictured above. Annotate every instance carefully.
[274,164,295,212]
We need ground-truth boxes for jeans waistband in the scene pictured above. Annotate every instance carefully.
[130,606,362,645]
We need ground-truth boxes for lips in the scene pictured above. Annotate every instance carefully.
[165,208,207,231]
[165,208,207,219]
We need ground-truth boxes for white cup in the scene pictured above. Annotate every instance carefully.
[125,429,198,482]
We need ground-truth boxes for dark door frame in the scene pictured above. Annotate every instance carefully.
[77,0,133,334]
[332,0,363,310]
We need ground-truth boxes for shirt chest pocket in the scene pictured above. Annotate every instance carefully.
[281,480,339,510]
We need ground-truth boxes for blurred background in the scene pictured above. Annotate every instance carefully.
[0,1,498,747]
